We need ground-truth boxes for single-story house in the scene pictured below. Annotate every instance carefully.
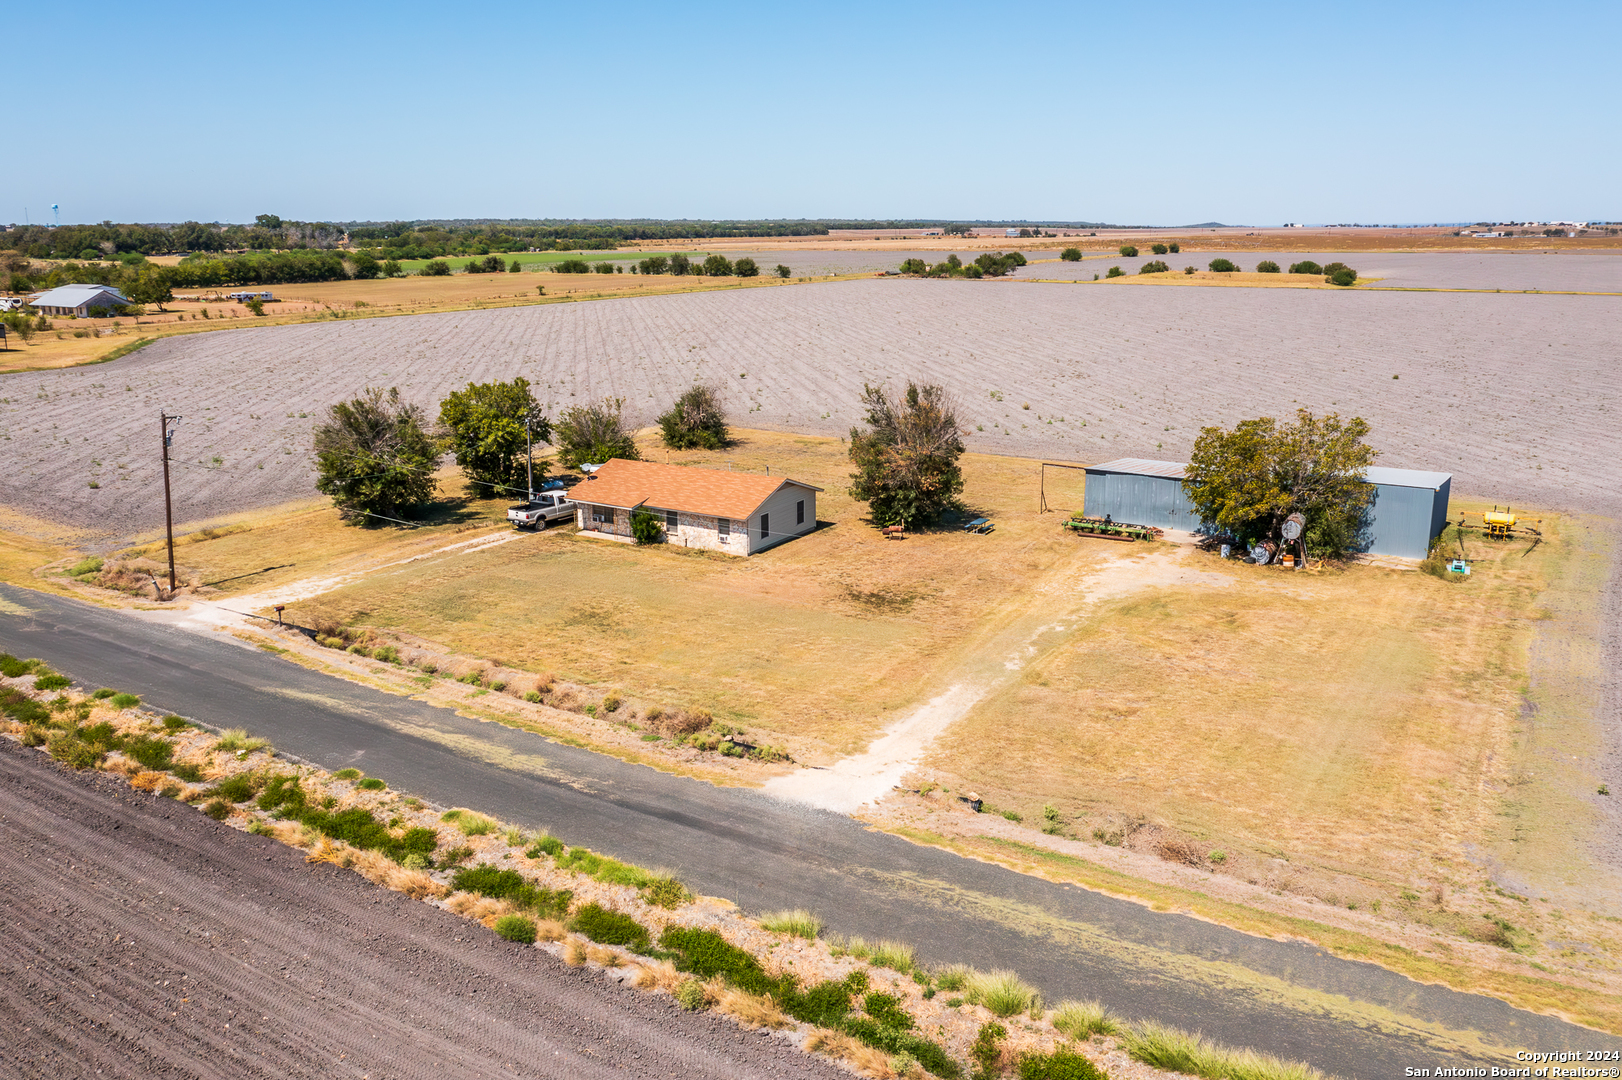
[570,458,821,556]
[1081,457,1451,560]
[29,284,132,317]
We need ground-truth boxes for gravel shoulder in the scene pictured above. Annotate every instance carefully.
[0,737,848,1080]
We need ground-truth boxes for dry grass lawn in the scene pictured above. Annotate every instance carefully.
[928,503,1564,891]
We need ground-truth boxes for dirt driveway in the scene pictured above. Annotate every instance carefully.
[0,739,845,1080]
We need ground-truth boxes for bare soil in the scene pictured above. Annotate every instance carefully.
[1,278,1616,546]
[0,736,853,1080]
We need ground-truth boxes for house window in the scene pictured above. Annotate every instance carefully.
[665,508,678,530]
[796,500,805,525]
[718,518,730,542]
[760,513,769,539]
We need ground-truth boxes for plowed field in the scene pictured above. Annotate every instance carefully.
[0,738,846,1080]
[2,278,1615,540]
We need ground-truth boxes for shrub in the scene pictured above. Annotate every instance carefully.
[92,688,117,700]
[847,381,965,530]
[170,762,204,782]
[1139,261,1170,274]
[49,733,106,769]
[674,979,707,1010]
[572,903,651,950]
[523,690,542,703]
[357,777,386,791]
[554,259,590,274]
[34,674,70,691]
[1327,266,1358,286]
[1060,248,1082,261]
[775,264,792,278]
[642,874,689,909]
[760,909,821,939]
[630,508,664,545]
[257,774,307,814]
[125,736,175,771]
[109,692,140,709]
[493,914,537,944]
[1105,266,1124,278]
[1151,243,1169,255]
[863,992,914,1030]
[1052,999,1119,1039]
[1288,260,1322,275]
[871,940,915,973]
[162,715,190,732]
[1016,1049,1108,1080]
[1208,258,1239,273]
[965,969,1040,1017]
[658,383,730,450]
[68,556,104,577]
[637,255,669,275]
[1256,260,1281,273]
[1168,242,1180,253]
[439,845,474,867]
[216,728,268,753]
[554,396,639,468]
[971,1022,1007,1079]
[0,654,39,677]
[1118,245,1138,257]
[211,773,259,802]
[420,260,451,276]
[526,835,565,858]
[373,645,399,664]
[734,257,759,277]
[1184,265,1195,275]
[203,799,232,820]
[900,258,927,274]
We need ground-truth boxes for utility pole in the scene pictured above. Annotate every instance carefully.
[524,413,535,501]
[160,411,182,596]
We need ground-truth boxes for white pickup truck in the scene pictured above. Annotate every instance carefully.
[506,491,577,530]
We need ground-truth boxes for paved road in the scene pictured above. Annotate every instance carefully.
[3,584,1616,1077]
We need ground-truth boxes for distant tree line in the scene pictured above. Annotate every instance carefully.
[625,254,760,278]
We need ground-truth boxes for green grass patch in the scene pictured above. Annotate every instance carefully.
[760,909,822,939]
[108,692,141,709]
[493,913,537,944]
[356,776,386,791]
[124,735,174,771]
[32,673,70,691]
[0,653,38,678]
[526,835,565,859]
[1120,1021,1327,1080]
[450,864,572,917]
[333,768,362,780]
[571,902,651,951]
[209,773,260,803]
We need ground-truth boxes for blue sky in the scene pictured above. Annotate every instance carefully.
[14,1,1619,225]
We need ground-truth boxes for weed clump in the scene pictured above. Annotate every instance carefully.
[571,903,651,950]
[760,909,822,939]
[333,768,362,780]
[124,735,174,771]
[210,773,260,803]
[357,777,386,791]
[965,969,1041,1018]
[493,914,537,944]
[203,799,232,821]
[526,835,565,859]
[451,864,573,917]
[1052,999,1118,1040]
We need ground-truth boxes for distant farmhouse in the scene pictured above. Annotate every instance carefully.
[29,284,131,317]
[1082,458,1451,560]
[571,458,821,556]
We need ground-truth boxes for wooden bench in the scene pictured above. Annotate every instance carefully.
[882,525,905,540]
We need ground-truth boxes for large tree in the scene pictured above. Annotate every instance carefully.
[848,382,965,528]
[438,376,550,497]
[553,396,640,468]
[657,384,729,450]
[1182,409,1376,556]
[314,387,439,521]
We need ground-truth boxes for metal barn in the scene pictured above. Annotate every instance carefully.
[1360,467,1452,559]
[1081,458,1451,559]
[1082,459,1200,531]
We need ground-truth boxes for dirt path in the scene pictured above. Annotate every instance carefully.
[0,739,847,1080]
[764,543,1232,811]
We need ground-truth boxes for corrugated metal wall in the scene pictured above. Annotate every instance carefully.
[1082,470,1198,530]
[1364,483,1448,559]
[1081,468,1449,557]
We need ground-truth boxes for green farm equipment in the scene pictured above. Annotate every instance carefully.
[1063,514,1162,542]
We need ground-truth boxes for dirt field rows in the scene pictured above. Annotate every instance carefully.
[1,277,1615,540]
[1015,251,1622,291]
[0,738,847,1080]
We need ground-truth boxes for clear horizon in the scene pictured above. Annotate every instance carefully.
[14,0,1618,226]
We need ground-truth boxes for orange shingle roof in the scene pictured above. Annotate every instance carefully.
[570,459,822,521]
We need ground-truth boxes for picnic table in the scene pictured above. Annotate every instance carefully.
[963,518,995,534]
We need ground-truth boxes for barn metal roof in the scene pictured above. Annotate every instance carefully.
[570,458,822,520]
[1085,458,1188,479]
[1361,466,1452,490]
[29,284,130,307]
[1086,458,1451,491]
